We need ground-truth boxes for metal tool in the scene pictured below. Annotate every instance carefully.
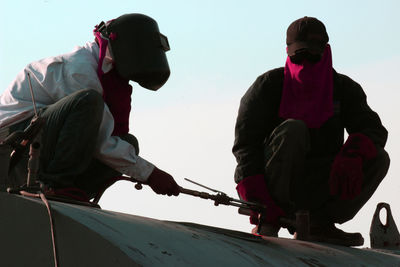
[3,71,44,186]
[179,178,311,239]
[132,177,310,239]
[183,178,227,195]
[180,179,313,239]
[180,178,266,211]
[25,72,42,186]
[370,202,400,250]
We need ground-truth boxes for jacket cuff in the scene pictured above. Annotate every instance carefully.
[236,174,267,201]
[118,156,155,182]
[342,133,377,161]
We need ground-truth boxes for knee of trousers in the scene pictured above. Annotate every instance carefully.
[366,146,390,183]
[72,89,104,121]
[376,147,390,169]
[74,89,103,109]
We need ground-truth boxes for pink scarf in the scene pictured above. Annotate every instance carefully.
[279,45,334,128]
[94,30,132,136]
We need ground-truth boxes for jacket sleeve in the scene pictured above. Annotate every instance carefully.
[94,105,155,182]
[341,75,388,148]
[233,72,281,183]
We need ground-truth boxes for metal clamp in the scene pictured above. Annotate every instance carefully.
[370,202,400,250]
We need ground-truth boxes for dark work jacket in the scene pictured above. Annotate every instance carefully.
[233,67,388,183]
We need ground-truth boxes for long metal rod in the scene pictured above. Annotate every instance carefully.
[184,178,226,194]
[26,71,38,118]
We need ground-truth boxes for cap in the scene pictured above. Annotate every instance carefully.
[286,16,329,57]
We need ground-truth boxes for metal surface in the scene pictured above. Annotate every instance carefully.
[0,192,139,267]
[1,192,400,266]
[370,202,400,250]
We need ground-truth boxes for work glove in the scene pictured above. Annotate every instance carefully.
[147,167,180,196]
[236,174,285,226]
[329,133,377,200]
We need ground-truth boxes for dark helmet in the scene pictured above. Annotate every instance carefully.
[95,13,171,90]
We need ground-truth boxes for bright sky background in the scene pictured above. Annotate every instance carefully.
[1,0,399,247]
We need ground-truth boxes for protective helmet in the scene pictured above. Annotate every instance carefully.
[95,13,171,90]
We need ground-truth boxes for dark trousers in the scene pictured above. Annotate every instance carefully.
[0,89,138,198]
[263,119,390,224]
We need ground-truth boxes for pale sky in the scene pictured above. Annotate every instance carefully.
[1,0,399,246]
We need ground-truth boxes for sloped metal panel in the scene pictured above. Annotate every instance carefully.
[0,193,139,267]
[1,192,400,266]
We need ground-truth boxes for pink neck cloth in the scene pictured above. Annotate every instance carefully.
[279,45,334,129]
[94,30,132,136]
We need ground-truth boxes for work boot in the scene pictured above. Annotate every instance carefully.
[295,223,364,247]
[252,223,280,237]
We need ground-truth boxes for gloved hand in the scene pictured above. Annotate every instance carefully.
[329,156,363,200]
[147,167,180,196]
[236,174,285,226]
[329,133,377,200]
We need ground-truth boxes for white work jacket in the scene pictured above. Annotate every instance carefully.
[0,42,154,182]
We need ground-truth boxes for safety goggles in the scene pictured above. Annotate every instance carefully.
[289,49,322,64]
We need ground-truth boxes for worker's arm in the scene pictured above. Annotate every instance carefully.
[341,75,388,148]
[233,70,283,183]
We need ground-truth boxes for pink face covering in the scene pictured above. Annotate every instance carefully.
[279,45,334,128]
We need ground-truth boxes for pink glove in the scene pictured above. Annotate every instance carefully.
[236,174,285,226]
[147,167,180,196]
[329,133,377,200]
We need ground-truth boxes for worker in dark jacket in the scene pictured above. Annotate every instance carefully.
[233,16,390,246]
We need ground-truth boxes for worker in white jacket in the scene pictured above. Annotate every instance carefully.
[0,13,180,198]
